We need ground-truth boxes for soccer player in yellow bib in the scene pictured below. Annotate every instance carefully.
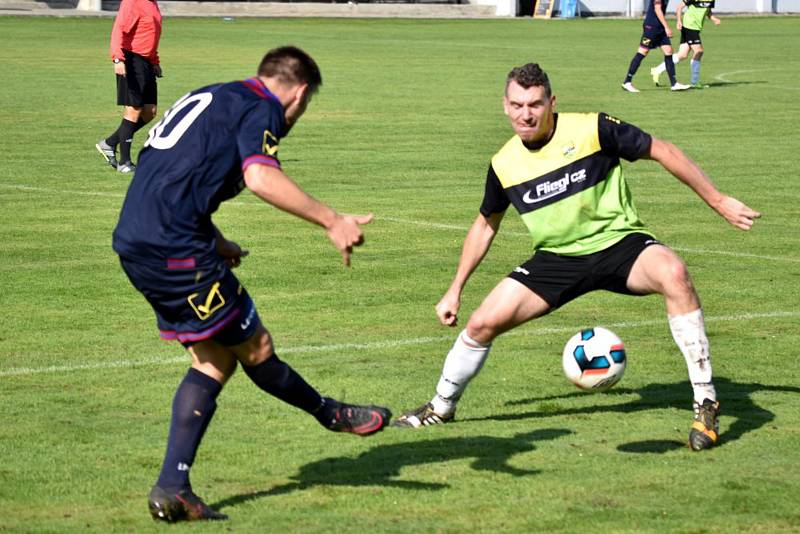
[650,0,721,88]
[393,63,760,451]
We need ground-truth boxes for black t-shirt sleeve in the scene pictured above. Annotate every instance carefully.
[597,112,652,162]
[479,163,510,217]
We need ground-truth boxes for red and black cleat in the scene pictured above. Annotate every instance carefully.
[148,485,228,522]
[324,398,392,436]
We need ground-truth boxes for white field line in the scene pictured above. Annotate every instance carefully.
[714,69,800,92]
[1,310,797,378]
[381,216,800,264]
[2,185,791,263]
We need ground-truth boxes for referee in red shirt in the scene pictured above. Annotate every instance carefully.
[96,0,162,173]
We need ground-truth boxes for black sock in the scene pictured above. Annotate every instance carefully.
[117,118,138,164]
[243,354,332,424]
[624,53,646,83]
[664,55,677,86]
[156,368,222,492]
[132,117,147,133]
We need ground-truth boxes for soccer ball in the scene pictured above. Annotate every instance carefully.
[562,327,626,391]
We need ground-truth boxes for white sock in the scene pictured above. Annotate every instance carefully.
[668,309,716,404]
[672,53,682,66]
[430,330,491,415]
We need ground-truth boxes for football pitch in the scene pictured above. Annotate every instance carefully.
[1,13,799,532]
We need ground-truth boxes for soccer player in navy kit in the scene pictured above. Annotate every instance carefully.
[394,63,759,453]
[113,46,391,522]
[622,0,691,92]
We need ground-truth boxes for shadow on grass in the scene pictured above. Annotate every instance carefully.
[700,80,766,89]
[211,427,571,509]
[479,377,799,452]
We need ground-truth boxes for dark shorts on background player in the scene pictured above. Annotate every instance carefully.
[640,24,672,49]
[680,28,703,45]
[116,50,158,106]
[507,232,661,310]
[119,258,260,347]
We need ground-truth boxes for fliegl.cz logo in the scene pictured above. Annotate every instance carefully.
[523,168,587,204]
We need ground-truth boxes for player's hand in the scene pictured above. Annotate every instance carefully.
[435,290,461,327]
[676,20,682,30]
[114,62,126,76]
[712,16,721,25]
[154,64,163,78]
[716,195,761,231]
[327,213,373,267]
[217,239,249,268]
[665,26,673,37]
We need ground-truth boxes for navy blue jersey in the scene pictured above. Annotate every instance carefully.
[113,77,286,268]
[644,0,668,26]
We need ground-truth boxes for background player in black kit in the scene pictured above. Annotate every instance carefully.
[113,46,391,522]
[622,0,691,92]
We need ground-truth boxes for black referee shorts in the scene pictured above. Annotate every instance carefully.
[507,232,661,310]
[116,50,157,107]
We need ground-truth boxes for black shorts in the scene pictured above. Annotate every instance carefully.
[116,50,157,107]
[119,258,260,348]
[680,28,703,45]
[640,24,672,49]
[507,233,661,310]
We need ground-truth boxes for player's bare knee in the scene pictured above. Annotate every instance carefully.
[465,315,497,345]
[662,260,694,295]
[238,329,274,366]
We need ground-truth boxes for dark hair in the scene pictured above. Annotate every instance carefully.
[258,46,322,94]
[505,63,551,97]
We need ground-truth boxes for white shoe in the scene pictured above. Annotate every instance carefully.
[650,67,661,86]
[621,82,640,93]
[671,82,691,91]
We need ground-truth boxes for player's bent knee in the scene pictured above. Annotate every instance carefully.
[465,315,499,345]
[236,328,274,366]
[660,259,694,295]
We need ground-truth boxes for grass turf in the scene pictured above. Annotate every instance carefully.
[0,14,799,532]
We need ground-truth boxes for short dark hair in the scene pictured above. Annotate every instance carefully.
[258,46,322,94]
[505,63,551,98]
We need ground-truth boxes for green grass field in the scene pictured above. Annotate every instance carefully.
[1,14,799,532]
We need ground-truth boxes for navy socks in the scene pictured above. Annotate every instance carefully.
[243,354,332,424]
[156,368,222,492]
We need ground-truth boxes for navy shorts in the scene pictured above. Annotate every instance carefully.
[507,233,661,310]
[119,258,261,348]
[680,28,702,45]
[116,50,158,107]
[640,24,672,49]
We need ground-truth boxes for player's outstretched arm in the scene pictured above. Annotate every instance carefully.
[647,137,761,230]
[244,163,372,266]
[436,211,505,326]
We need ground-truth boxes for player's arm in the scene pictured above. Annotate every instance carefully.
[654,0,672,36]
[109,0,135,75]
[244,163,372,267]
[646,137,761,230]
[436,211,505,327]
[709,10,721,24]
[675,0,686,29]
[213,226,248,268]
